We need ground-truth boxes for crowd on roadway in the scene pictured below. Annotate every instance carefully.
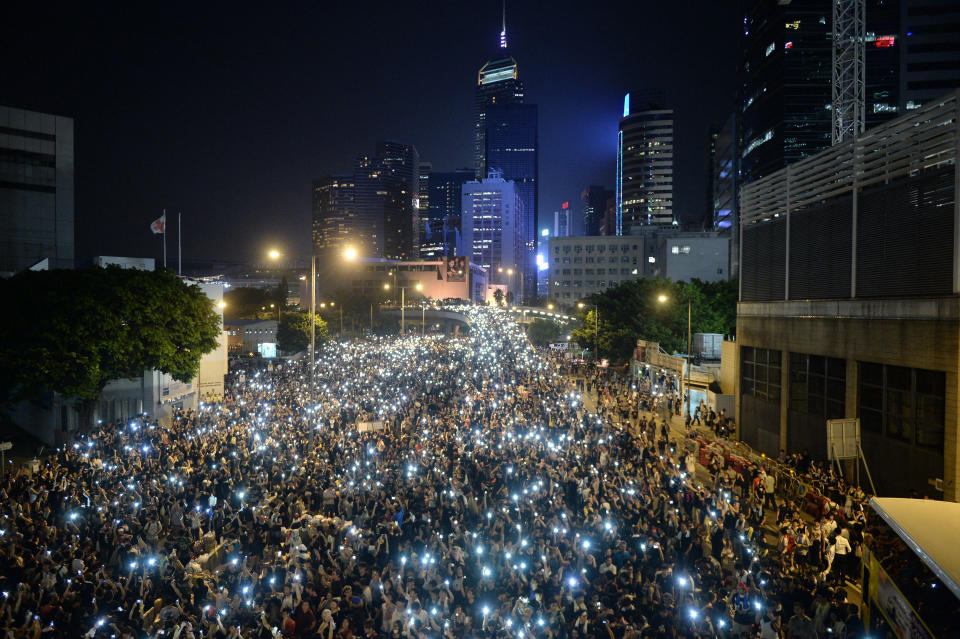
[0,306,872,639]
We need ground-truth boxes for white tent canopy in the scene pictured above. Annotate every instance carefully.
[870,497,960,600]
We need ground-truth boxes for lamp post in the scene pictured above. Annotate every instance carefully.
[270,245,356,403]
[657,293,692,420]
[384,282,423,334]
[498,267,525,305]
[578,302,599,361]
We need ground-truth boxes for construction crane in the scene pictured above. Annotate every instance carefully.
[832,0,865,144]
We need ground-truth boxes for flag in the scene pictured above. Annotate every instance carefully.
[150,214,166,234]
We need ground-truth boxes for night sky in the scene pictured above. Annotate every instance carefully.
[2,1,741,265]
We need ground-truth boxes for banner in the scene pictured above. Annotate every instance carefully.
[357,420,384,433]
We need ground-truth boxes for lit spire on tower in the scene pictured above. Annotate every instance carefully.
[500,0,507,48]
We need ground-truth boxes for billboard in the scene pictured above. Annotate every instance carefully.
[446,256,467,282]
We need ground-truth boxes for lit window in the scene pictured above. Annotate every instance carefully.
[648,257,656,263]
[765,42,775,57]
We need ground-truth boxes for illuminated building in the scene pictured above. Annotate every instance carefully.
[741,0,833,184]
[580,185,613,237]
[313,141,419,263]
[484,103,538,299]
[618,92,674,231]
[900,1,960,112]
[711,113,739,276]
[474,55,523,180]
[420,169,473,259]
[461,172,523,299]
[312,174,357,258]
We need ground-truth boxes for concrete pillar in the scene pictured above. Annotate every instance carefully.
[945,369,959,502]
[779,349,790,452]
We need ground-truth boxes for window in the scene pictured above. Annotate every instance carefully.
[648,256,656,263]
[790,353,845,418]
[741,347,782,402]
[857,363,945,451]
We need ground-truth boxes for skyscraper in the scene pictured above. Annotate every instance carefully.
[313,141,418,262]
[484,102,538,298]
[312,174,357,257]
[618,92,675,232]
[741,1,833,184]
[0,105,74,275]
[461,171,523,296]
[421,169,473,259]
[901,1,960,111]
[580,186,613,236]
[417,161,431,256]
[474,15,524,181]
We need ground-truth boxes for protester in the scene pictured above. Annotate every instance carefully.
[0,307,866,638]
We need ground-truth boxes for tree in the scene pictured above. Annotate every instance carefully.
[568,277,738,363]
[0,266,222,428]
[277,311,328,353]
[493,289,505,307]
[505,291,515,305]
[526,318,564,347]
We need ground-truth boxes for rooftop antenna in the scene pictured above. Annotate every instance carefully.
[500,0,507,49]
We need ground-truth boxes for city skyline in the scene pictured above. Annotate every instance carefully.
[0,1,741,264]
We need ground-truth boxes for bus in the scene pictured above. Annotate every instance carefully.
[862,498,960,638]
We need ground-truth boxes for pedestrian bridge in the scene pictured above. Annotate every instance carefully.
[380,306,472,334]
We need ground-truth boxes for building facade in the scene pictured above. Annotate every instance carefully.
[474,54,524,180]
[0,105,74,276]
[313,141,419,262]
[741,0,833,184]
[485,103,538,300]
[461,173,523,297]
[736,92,960,499]
[547,236,645,303]
[901,1,960,112]
[312,174,356,258]
[312,257,488,303]
[581,185,613,237]
[421,169,473,259]
[618,95,675,232]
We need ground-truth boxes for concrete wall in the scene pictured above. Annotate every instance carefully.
[736,301,959,500]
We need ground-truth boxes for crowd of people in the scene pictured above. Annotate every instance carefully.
[0,307,872,638]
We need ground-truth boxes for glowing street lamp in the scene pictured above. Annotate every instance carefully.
[657,293,693,419]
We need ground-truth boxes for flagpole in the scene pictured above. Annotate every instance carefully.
[178,211,182,275]
[163,208,167,269]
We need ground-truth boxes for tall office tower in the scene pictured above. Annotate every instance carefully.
[712,114,739,233]
[901,1,960,111]
[474,20,524,181]
[618,92,675,233]
[312,174,357,258]
[552,200,583,237]
[484,103,538,299]
[461,171,523,297]
[377,141,419,261]
[417,162,432,257]
[422,169,474,258]
[580,185,613,236]
[711,113,740,278]
[741,0,833,184]
[864,0,901,128]
[0,106,74,275]
[349,141,419,261]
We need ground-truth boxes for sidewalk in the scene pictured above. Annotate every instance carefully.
[573,377,864,602]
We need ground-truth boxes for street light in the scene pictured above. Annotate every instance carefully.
[547,303,554,310]
[344,246,357,261]
[578,301,599,361]
[657,293,693,420]
[386,282,423,333]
